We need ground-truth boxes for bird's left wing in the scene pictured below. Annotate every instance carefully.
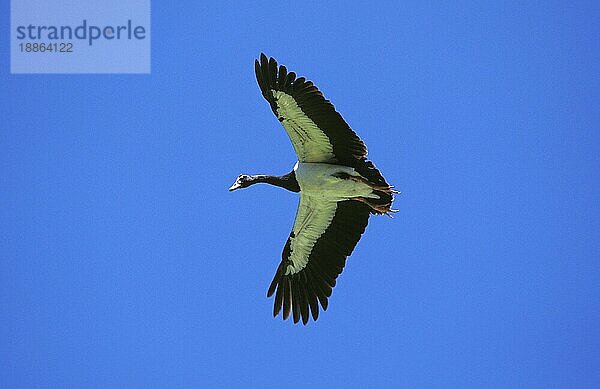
[267,195,371,325]
[255,53,368,164]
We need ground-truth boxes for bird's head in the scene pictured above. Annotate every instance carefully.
[229,174,254,191]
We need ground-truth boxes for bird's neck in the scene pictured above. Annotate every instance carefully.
[251,171,300,192]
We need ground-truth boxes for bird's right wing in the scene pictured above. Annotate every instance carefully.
[267,195,371,325]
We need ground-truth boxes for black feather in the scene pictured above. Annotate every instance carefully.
[273,281,283,317]
[283,278,292,320]
[297,276,310,325]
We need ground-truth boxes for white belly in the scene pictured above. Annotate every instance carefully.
[293,162,377,201]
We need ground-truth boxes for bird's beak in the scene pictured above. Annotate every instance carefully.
[229,182,241,192]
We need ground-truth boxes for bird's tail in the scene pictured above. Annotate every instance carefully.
[355,186,399,217]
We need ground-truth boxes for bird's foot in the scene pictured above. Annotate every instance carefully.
[372,185,400,194]
[349,176,399,195]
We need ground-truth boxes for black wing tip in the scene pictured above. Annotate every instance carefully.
[268,278,323,325]
[258,53,277,67]
[268,273,334,325]
[273,311,314,325]
[258,52,275,59]
[256,53,282,107]
[266,270,280,298]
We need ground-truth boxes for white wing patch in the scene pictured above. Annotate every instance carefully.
[272,90,335,163]
[286,194,338,275]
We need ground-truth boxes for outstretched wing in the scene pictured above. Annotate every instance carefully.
[255,53,368,164]
[267,195,371,325]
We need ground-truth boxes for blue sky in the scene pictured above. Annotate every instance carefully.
[2,1,599,387]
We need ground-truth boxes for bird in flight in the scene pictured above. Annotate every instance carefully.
[229,54,397,324]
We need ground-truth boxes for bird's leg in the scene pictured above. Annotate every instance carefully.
[353,197,399,218]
